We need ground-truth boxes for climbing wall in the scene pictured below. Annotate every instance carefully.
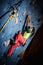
[0,0,43,65]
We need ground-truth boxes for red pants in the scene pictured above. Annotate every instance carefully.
[7,32,26,56]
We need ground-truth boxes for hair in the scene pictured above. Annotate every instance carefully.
[32,27,35,33]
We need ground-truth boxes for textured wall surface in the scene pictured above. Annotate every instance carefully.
[0,0,43,65]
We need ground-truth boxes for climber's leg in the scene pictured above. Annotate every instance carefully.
[7,42,20,57]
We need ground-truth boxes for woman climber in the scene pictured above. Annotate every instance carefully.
[3,15,35,57]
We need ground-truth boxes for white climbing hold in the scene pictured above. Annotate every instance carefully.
[3,40,10,47]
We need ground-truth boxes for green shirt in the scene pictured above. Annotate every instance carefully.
[23,31,31,40]
[26,26,30,33]
[23,26,31,40]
